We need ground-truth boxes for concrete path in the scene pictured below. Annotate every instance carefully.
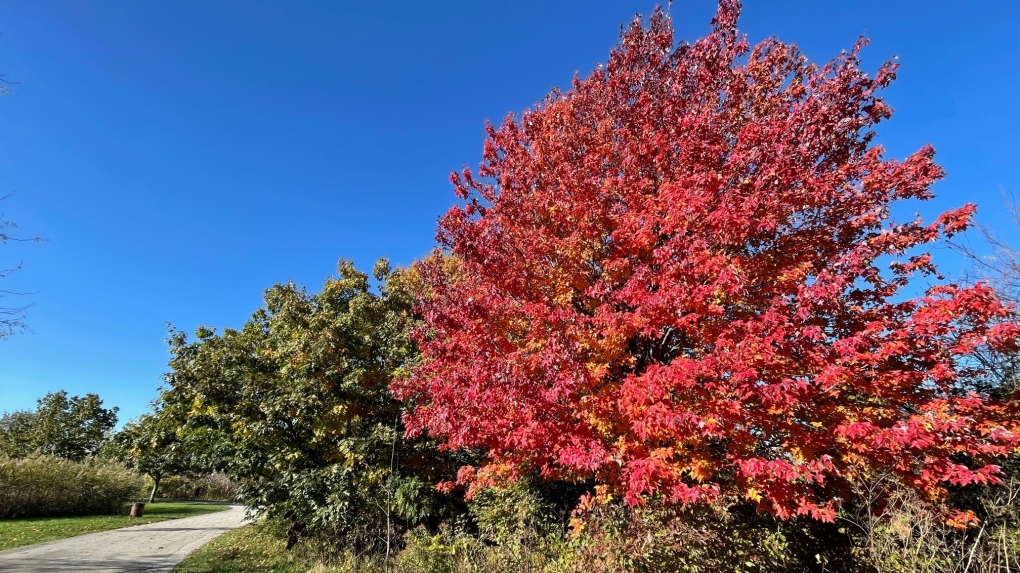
[0,505,247,573]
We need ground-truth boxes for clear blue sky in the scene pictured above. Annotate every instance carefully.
[1,1,1018,423]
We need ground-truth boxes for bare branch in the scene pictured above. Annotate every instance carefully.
[0,194,44,339]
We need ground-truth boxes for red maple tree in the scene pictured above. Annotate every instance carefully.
[395,1,1020,522]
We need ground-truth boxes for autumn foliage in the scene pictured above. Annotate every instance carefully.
[395,1,1020,522]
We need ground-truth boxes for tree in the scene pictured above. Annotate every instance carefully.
[395,2,1020,524]
[0,410,39,458]
[0,391,119,460]
[1,194,44,339]
[108,411,202,502]
[162,260,455,548]
[951,195,1020,396]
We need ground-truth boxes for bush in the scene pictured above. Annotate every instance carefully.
[394,523,566,573]
[564,501,805,573]
[849,475,1020,573]
[0,454,144,519]
[153,473,237,501]
[386,480,570,573]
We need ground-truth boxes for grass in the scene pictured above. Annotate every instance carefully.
[0,502,231,551]
[172,523,311,573]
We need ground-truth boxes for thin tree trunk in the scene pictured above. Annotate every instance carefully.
[385,412,399,572]
[148,475,161,503]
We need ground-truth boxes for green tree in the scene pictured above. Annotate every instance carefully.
[108,410,203,502]
[0,410,38,457]
[161,260,455,550]
[0,391,118,460]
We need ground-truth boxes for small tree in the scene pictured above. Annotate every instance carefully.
[110,411,200,502]
[395,2,1020,524]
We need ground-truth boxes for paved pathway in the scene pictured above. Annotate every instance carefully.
[0,505,247,573]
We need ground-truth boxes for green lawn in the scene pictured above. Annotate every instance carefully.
[172,523,310,573]
[0,502,231,551]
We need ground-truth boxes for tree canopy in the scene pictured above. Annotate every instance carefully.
[160,260,456,545]
[107,409,206,502]
[395,2,1020,524]
[0,391,118,461]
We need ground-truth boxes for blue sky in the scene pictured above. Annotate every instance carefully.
[1,1,1018,423]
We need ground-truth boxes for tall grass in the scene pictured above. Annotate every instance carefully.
[0,454,144,519]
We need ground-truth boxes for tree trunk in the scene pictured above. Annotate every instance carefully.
[148,474,161,503]
[385,412,399,572]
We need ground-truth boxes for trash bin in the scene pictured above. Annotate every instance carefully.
[130,502,146,517]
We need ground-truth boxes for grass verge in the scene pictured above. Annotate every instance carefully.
[0,502,231,551]
[172,523,310,573]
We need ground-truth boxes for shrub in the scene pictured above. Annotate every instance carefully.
[153,472,237,501]
[565,501,799,573]
[849,475,1020,573]
[394,523,565,573]
[0,454,143,519]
